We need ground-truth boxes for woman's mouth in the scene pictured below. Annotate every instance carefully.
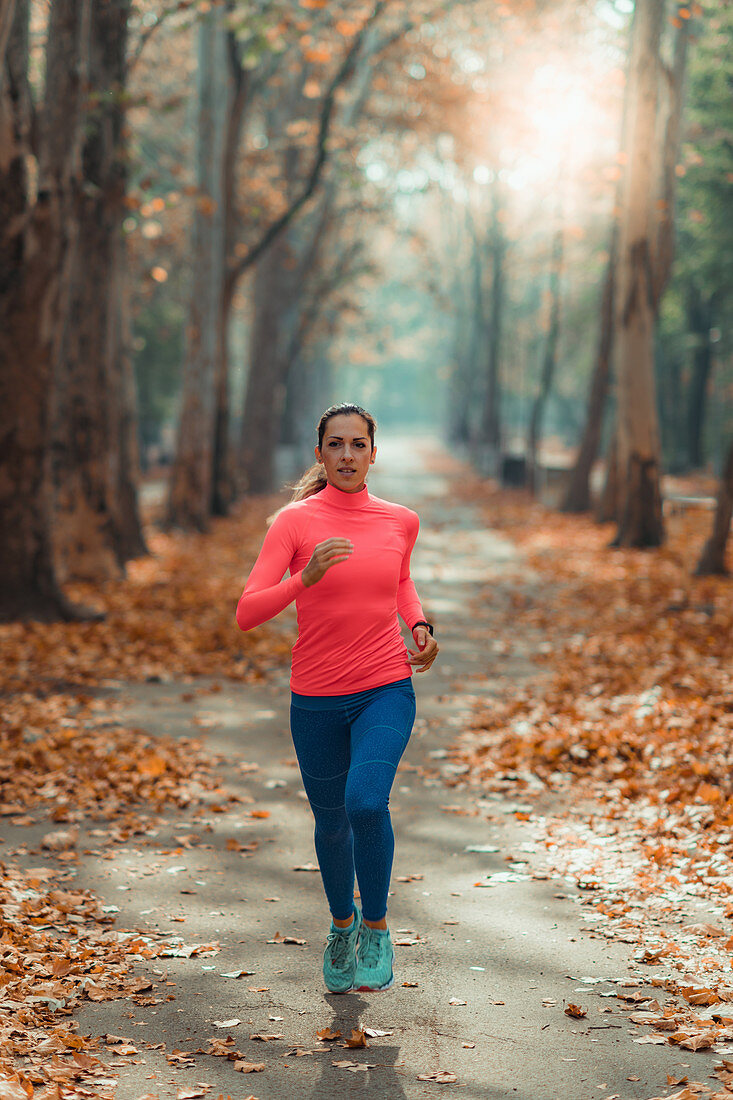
[339,468,355,474]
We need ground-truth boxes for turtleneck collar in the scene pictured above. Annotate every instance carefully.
[320,481,371,509]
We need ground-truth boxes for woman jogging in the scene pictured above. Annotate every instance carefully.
[235,402,438,994]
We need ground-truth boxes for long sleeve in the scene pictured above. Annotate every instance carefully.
[396,511,425,630]
[235,510,306,632]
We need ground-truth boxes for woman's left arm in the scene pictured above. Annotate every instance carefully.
[397,511,439,673]
[396,511,424,630]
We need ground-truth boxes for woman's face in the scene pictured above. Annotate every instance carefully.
[315,414,375,493]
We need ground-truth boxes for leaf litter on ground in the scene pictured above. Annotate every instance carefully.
[442,471,733,1066]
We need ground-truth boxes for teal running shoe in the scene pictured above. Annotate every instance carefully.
[323,906,362,993]
[353,925,394,992]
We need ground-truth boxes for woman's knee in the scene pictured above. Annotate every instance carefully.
[345,789,389,832]
[313,807,352,844]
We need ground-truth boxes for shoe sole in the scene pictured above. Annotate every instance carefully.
[353,950,395,992]
[353,975,394,992]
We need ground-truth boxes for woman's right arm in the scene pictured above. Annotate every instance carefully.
[235,512,306,631]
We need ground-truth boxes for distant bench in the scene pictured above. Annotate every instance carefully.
[663,494,717,515]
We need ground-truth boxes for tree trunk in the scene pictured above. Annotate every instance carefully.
[527,223,563,494]
[586,4,691,525]
[612,0,666,548]
[239,234,296,494]
[167,11,229,530]
[110,219,147,562]
[450,218,481,445]
[212,30,250,517]
[476,180,504,475]
[695,438,733,575]
[560,225,618,513]
[596,429,620,524]
[686,285,713,470]
[445,202,475,445]
[0,0,100,620]
[212,273,237,515]
[654,12,693,306]
[235,26,385,497]
[239,177,331,495]
[0,0,15,70]
[52,0,144,581]
[659,341,686,473]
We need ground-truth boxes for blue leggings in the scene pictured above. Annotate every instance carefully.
[289,677,416,923]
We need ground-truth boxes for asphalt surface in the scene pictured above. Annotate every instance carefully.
[14,436,714,1099]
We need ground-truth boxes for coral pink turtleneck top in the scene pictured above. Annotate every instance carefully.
[235,481,425,695]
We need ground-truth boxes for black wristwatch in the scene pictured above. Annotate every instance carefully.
[412,620,434,636]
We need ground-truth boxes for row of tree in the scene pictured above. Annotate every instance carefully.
[442,0,731,569]
[0,0,437,616]
[0,0,730,622]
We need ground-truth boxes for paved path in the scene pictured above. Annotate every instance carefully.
[33,437,698,1098]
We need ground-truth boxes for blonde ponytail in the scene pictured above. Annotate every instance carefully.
[290,461,328,502]
[266,462,327,526]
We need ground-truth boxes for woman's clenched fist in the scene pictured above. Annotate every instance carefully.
[301,537,354,587]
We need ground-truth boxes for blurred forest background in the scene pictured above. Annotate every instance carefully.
[1,0,731,619]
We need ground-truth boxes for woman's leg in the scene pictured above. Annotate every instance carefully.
[343,680,416,924]
[289,701,355,922]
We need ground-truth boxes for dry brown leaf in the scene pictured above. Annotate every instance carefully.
[233,1061,265,1073]
[316,1028,342,1041]
[0,1071,34,1100]
[676,1032,716,1051]
[343,1028,367,1049]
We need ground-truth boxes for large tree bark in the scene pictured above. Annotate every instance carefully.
[612,0,666,548]
[527,222,563,494]
[695,438,733,576]
[0,0,98,619]
[52,0,145,581]
[166,10,229,530]
[593,7,691,529]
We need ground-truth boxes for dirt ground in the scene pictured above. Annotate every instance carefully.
[5,435,720,1100]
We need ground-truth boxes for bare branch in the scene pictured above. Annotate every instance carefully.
[228,0,387,282]
[229,0,475,284]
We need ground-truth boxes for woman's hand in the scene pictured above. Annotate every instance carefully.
[407,625,439,673]
[301,537,354,587]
